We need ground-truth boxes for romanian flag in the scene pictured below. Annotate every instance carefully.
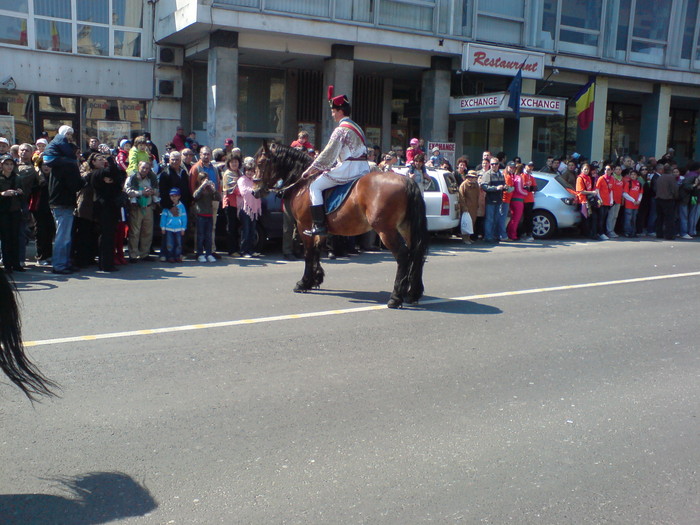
[574,76,596,130]
[51,21,60,51]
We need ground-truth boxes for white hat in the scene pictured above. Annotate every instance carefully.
[432,147,440,152]
[58,125,74,136]
[0,137,9,145]
[36,138,48,146]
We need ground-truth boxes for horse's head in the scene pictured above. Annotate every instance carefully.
[252,140,274,199]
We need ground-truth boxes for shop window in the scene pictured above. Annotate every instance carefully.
[34,0,71,19]
[77,24,108,56]
[0,92,33,145]
[238,67,286,135]
[0,14,29,46]
[38,96,77,114]
[114,30,141,58]
[84,98,148,148]
[35,19,72,52]
[77,0,109,24]
[112,0,143,28]
[604,104,641,161]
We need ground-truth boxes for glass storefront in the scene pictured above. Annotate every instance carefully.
[237,67,286,155]
[0,94,148,149]
[604,103,641,160]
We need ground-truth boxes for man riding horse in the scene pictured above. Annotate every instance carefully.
[301,86,370,236]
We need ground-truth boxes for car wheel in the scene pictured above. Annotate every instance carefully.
[532,210,557,239]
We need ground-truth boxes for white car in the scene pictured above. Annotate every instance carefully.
[531,171,581,239]
[394,167,461,232]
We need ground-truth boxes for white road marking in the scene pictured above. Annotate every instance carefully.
[25,270,700,347]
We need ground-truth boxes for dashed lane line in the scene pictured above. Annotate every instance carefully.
[25,270,700,348]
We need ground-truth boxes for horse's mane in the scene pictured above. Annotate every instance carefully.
[258,143,313,186]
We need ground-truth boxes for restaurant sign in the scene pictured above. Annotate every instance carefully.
[462,43,545,80]
[449,92,566,118]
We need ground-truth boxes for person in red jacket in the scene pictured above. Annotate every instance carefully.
[606,164,625,237]
[622,169,643,237]
[595,166,614,240]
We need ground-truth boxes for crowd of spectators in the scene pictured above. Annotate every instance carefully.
[1,127,697,276]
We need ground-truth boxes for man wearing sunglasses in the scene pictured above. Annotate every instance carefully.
[480,158,508,243]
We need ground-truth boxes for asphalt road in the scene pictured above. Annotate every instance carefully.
[1,236,699,524]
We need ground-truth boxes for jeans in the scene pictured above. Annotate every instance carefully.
[196,215,213,256]
[646,198,657,234]
[239,210,256,255]
[498,202,509,239]
[51,206,74,271]
[162,230,183,260]
[679,204,691,236]
[483,201,504,241]
[606,202,621,235]
[624,208,638,236]
[689,203,700,236]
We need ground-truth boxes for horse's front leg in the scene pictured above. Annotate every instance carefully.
[294,234,318,293]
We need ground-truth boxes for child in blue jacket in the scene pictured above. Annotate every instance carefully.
[160,188,187,262]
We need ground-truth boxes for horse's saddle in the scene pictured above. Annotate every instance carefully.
[323,178,361,214]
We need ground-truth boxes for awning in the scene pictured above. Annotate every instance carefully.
[449,92,567,119]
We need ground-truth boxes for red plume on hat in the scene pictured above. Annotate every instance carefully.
[327,85,349,109]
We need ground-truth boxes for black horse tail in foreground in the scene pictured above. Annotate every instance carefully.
[0,271,57,400]
[253,142,429,308]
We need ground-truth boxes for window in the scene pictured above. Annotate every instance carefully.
[34,0,71,19]
[0,15,29,46]
[77,24,108,56]
[379,0,435,32]
[0,0,27,13]
[474,0,524,46]
[681,0,699,62]
[541,0,602,54]
[1,0,142,57]
[616,0,670,65]
[35,19,72,53]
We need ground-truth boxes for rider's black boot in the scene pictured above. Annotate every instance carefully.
[303,205,328,236]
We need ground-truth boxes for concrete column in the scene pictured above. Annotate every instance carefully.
[322,45,354,143]
[503,78,535,161]
[420,56,451,143]
[381,77,393,153]
[576,76,608,162]
[639,84,672,158]
[207,30,238,150]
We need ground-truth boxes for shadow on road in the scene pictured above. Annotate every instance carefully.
[0,471,157,525]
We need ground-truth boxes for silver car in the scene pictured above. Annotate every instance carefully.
[531,171,581,239]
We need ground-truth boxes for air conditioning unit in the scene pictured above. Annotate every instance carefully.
[156,46,184,67]
[156,78,183,99]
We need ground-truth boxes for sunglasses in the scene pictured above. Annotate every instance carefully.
[490,163,499,166]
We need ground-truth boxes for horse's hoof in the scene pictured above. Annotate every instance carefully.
[294,282,310,293]
[387,298,403,309]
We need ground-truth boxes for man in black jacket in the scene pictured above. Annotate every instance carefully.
[45,126,84,274]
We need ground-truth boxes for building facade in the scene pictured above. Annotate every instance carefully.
[2,0,700,167]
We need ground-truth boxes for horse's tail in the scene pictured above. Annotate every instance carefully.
[405,179,429,301]
[0,271,57,400]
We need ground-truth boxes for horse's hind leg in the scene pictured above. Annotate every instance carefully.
[378,230,409,309]
[294,235,317,293]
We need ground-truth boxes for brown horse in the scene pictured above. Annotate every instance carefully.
[0,270,57,400]
[253,142,429,308]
